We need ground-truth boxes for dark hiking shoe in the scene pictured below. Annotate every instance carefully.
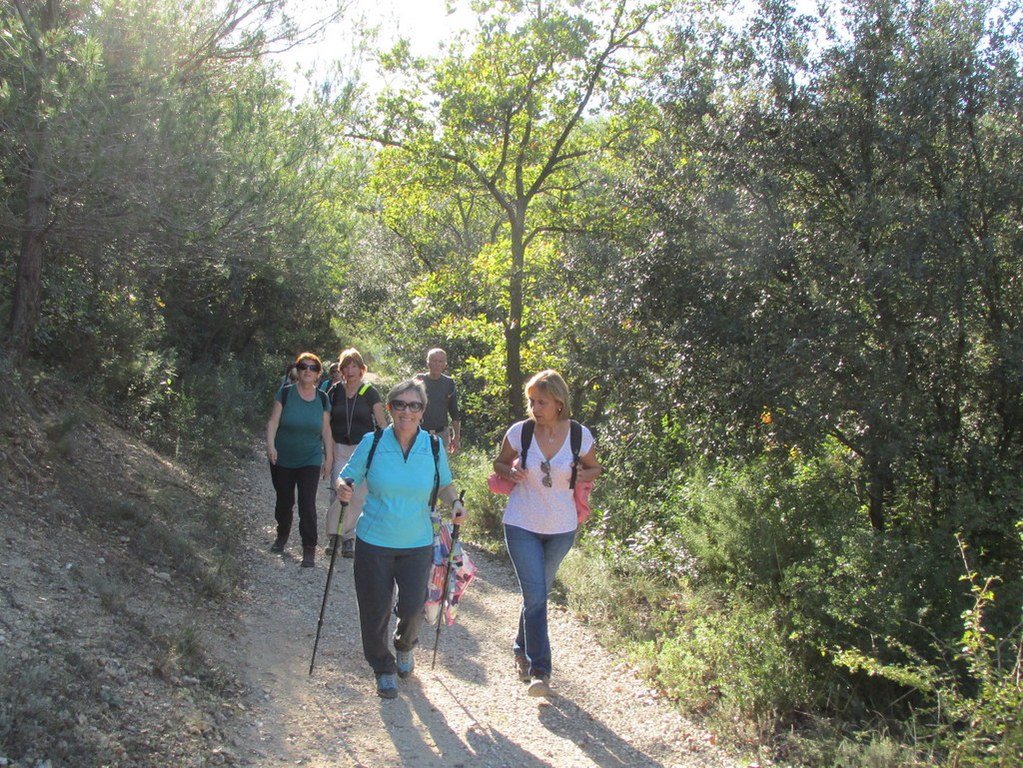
[301,545,316,568]
[324,534,338,555]
[270,536,288,553]
[514,654,530,683]
[396,649,415,679]
[527,675,551,698]
[376,673,398,699]
[341,539,355,558]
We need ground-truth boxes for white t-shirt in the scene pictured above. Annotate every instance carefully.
[501,420,595,535]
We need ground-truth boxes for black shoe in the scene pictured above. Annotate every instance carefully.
[270,536,288,553]
[341,539,355,558]
[301,545,316,568]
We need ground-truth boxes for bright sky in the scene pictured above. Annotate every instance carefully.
[271,0,477,96]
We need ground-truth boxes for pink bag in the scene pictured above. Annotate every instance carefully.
[487,459,519,495]
[574,479,595,524]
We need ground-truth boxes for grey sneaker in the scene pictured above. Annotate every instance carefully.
[341,539,355,558]
[376,672,398,699]
[527,675,550,698]
[396,649,415,679]
[324,534,338,555]
[514,654,530,683]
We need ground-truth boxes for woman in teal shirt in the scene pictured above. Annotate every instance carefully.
[266,352,334,568]
[336,379,468,698]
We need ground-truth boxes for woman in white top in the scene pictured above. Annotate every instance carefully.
[492,369,601,697]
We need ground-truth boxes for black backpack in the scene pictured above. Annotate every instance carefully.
[519,420,582,488]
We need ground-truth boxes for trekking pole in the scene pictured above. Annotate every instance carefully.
[432,490,465,669]
[310,479,352,676]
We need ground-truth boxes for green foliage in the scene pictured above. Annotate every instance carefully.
[937,548,1023,766]
[448,445,509,551]
[675,443,861,591]
[635,597,817,722]
[365,0,664,418]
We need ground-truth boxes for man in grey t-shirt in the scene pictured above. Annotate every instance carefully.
[413,348,461,454]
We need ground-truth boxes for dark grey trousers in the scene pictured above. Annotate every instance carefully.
[352,538,433,674]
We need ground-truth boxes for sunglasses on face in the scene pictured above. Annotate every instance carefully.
[540,459,552,487]
[389,399,424,412]
[296,362,321,372]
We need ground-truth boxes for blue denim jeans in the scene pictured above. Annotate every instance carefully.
[504,524,576,678]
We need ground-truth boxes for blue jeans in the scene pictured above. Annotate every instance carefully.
[504,524,576,678]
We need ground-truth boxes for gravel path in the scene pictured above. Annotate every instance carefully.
[218,448,736,768]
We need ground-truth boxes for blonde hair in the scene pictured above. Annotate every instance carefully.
[525,369,572,421]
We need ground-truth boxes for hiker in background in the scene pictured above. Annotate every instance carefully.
[279,361,298,388]
[266,352,334,568]
[414,347,461,454]
[320,361,341,393]
[336,379,468,699]
[326,348,387,558]
[491,369,601,698]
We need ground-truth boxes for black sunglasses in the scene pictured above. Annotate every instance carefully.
[296,362,321,372]
[389,399,424,412]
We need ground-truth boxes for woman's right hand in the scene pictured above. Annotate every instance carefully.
[266,446,278,465]
[335,478,354,503]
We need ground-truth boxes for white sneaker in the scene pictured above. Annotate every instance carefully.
[527,675,550,697]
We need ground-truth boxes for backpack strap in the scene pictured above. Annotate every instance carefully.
[318,389,329,410]
[358,382,372,396]
[520,420,535,468]
[569,420,582,489]
[280,383,293,409]
[428,433,441,511]
[364,428,384,471]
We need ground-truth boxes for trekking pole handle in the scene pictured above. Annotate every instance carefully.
[451,489,466,527]
[338,477,354,503]
[336,479,353,537]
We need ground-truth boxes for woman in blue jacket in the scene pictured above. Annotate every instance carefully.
[336,379,468,698]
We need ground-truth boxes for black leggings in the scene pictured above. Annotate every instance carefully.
[269,463,320,547]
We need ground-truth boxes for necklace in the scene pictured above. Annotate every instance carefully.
[344,383,359,440]
[539,427,561,443]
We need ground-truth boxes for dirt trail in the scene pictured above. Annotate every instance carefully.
[217,446,735,767]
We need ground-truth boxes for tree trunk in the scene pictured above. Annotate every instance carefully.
[4,151,51,363]
[4,0,55,363]
[505,204,526,419]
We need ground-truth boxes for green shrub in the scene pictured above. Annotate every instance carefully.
[634,596,816,724]
[936,546,1023,767]
[558,545,674,642]
[449,446,509,553]
[676,442,861,590]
